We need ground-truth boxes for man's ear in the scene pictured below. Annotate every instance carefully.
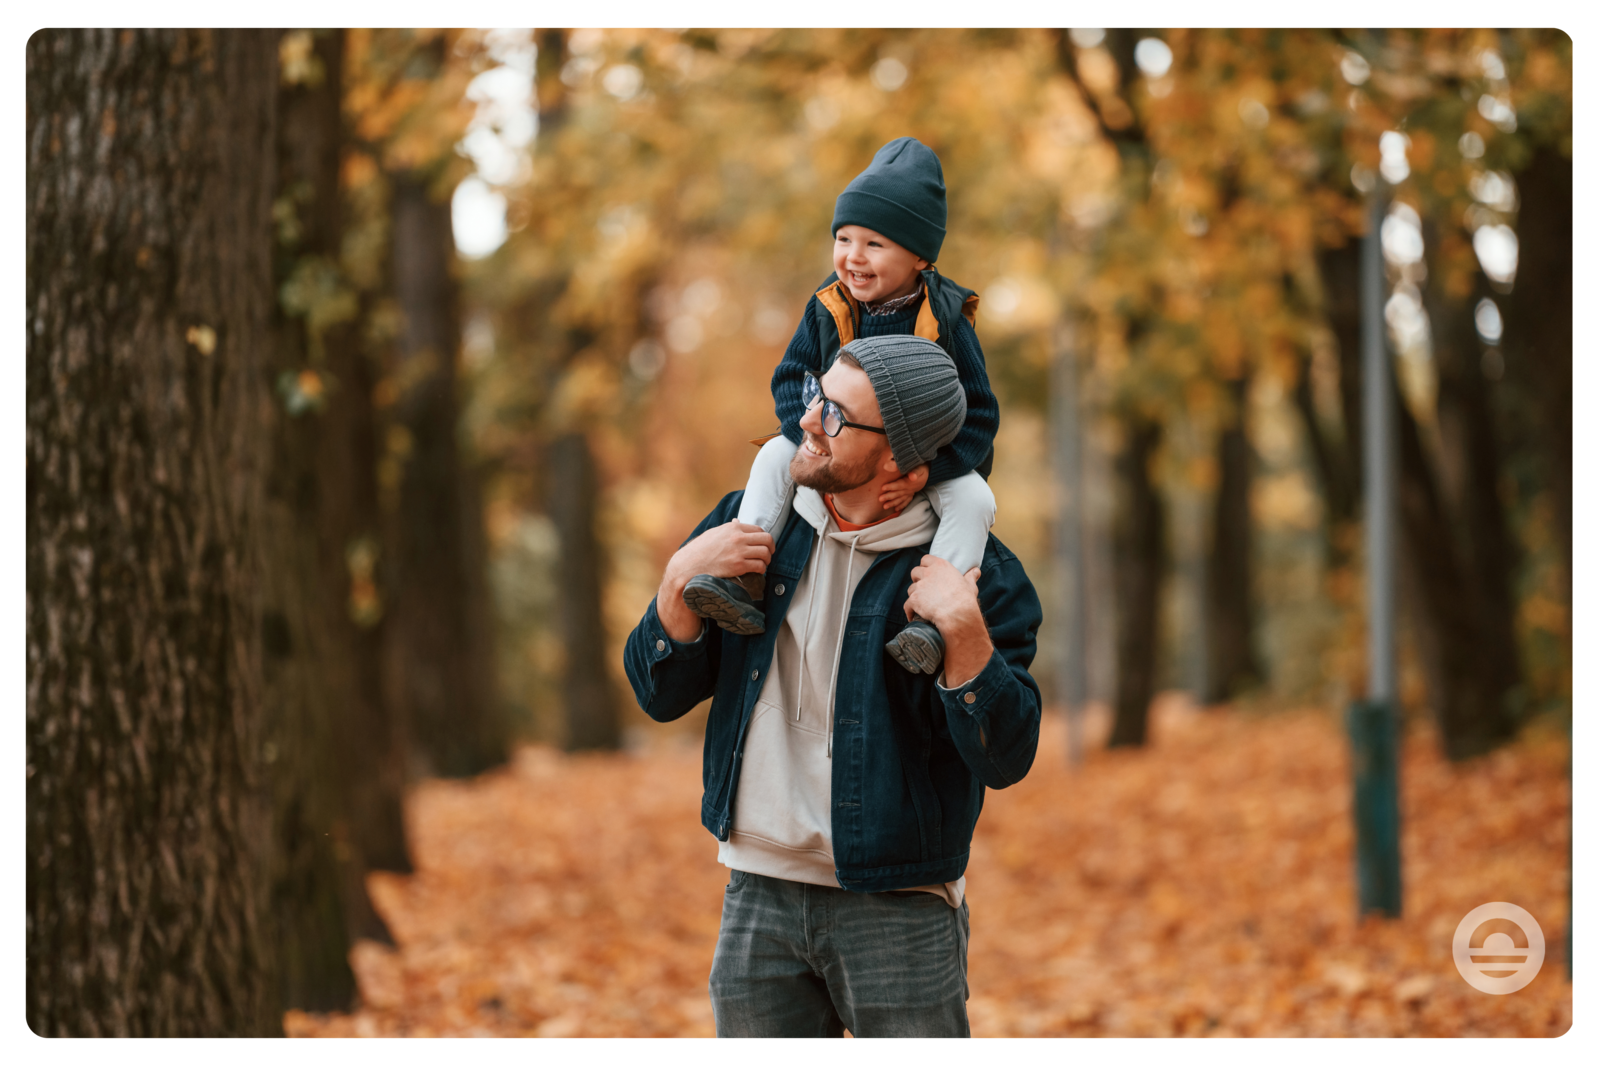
[881,448,901,478]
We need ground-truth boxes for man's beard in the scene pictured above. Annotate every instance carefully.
[790,434,882,494]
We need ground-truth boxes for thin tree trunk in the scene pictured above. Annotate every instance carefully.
[1109,417,1165,748]
[266,28,410,1015]
[278,27,410,875]
[1202,376,1261,703]
[1502,145,1572,604]
[1317,233,1517,760]
[1317,240,1366,505]
[1291,336,1358,565]
[1423,224,1522,715]
[1394,370,1516,760]
[385,171,505,778]
[26,27,279,1036]
[549,432,623,751]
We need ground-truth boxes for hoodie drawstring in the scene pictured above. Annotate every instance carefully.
[793,526,823,722]
[825,535,861,759]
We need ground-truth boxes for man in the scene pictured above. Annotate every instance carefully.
[622,334,1043,1037]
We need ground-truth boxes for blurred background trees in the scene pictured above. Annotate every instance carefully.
[26,27,1570,1035]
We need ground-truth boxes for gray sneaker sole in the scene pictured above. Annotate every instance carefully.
[682,583,766,636]
[886,627,943,674]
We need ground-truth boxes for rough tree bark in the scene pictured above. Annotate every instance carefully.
[1109,418,1166,748]
[26,28,280,1036]
[1202,375,1262,703]
[385,168,505,778]
[549,432,623,751]
[1502,145,1572,600]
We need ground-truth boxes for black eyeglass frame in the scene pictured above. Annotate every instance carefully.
[802,370,888,438]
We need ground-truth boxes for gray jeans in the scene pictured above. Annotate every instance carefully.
[707,869,971,1037]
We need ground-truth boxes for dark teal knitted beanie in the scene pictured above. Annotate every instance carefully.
[831,137,947,264]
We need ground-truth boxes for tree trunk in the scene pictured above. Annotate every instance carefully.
[26,28,280,1036]
[1202,376,1261,703]
[1394,370,1517,760]
[277,26,410,875]
[385,171,505,778]
[265,27,414,1014]
[1290,325,1358,566]
[1316,233,1517,760]
[1315,239,1366,515]
[1423,224,1522,716]
[549,432,623,751]
[1502,145,1572,606]
[1109,417,1165,748]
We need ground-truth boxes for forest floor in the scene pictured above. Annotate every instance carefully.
[286,697,1572,1038]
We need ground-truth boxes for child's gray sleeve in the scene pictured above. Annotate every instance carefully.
[735,435,800,543]
[924,470,997,575]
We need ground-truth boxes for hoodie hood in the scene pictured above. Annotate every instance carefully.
[793,485,939,552]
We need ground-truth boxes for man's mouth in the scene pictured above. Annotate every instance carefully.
[801,435,830,459]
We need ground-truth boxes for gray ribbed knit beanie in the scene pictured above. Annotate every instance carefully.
[831,137,947,263]
[838,335,966,473]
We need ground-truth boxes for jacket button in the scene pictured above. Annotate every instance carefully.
[963,691,977,704]
[655,639,666,651]
[751,669,760,680]
[774,583,786,596]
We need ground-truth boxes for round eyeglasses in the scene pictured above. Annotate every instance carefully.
[802,371,888,438]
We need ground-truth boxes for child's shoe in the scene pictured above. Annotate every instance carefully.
[682,572,766,636]
[886,616,944,674]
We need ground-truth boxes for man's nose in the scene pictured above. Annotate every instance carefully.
[799,399,827,438]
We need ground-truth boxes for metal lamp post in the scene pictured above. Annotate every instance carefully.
[1347,189,1403,918]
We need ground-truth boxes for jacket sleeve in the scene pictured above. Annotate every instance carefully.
[927,314,999,485]
[934,541,1042,789]
[771,295,825,446]
[621,493,741,721]
[623,598,720,722]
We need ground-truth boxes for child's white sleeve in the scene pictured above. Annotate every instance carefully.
[925,470,997,576]
[735,435,799,542]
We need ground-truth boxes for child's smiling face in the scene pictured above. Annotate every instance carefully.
[832,225,930,305]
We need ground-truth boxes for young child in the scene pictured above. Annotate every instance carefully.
[682,136,999,675]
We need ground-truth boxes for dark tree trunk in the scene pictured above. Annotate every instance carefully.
[1423,224,1522,714]
[1290,331,1358,566]
[1394,369,1518,760]
[549,432,623,751]
[26,28,279,1036]
[1202,376,1261,703]
[1109,418,1165,748]
[1316,233,1518,760]
[275,26,410,876]
[265,27,413,1014]
[1502,146,1572,599]
[1316,240,1366,507]
[385,171,505,778]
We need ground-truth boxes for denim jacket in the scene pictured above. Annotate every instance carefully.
[622,491,1043,892]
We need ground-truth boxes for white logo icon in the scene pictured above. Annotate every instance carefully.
[1452,902,1545,994]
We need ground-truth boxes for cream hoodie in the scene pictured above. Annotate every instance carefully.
[716,486,966,907]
